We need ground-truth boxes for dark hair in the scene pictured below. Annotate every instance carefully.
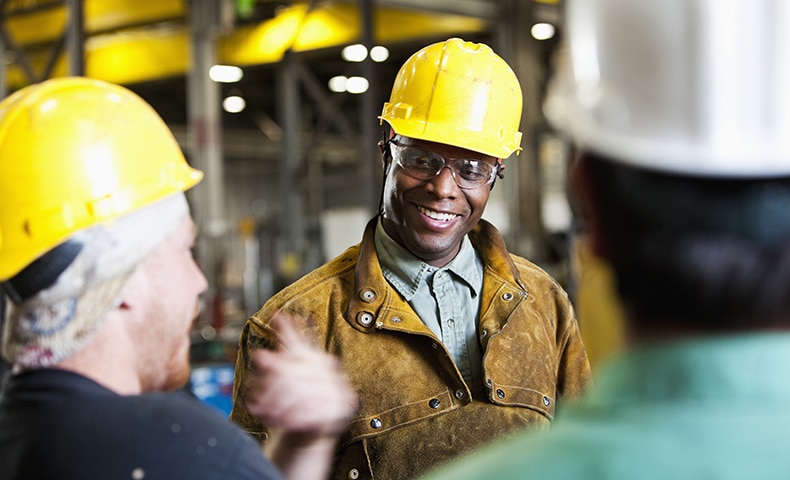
[583,153,790,332]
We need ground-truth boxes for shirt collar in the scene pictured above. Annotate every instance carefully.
[375,218,482,301]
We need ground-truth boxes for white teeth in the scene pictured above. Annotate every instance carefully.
[418,206,456,221]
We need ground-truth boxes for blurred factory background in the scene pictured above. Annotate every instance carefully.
[0,0,624,397]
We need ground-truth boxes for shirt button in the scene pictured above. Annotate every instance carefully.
[447,319,455,327]
[455,389,465,399]
[359,289,377,302]
[357,311,374,326]
[349,469,360,479]
[429,398,441,409]
[370,418,382,429]
[496,389,506,399]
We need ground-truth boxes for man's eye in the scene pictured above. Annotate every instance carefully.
[459,161,488,179]
[407,151,436,170]
[461,168,485,180]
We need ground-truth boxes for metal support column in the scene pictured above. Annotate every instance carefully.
[496,0,546,261]
[359,0,380,214]
[65,0,84,75]
[188,0,227,328]
[0,0,85,97]
[276,50,304,278]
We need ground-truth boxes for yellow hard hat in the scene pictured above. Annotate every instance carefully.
[380,38,523,159]
[0,77,203,281]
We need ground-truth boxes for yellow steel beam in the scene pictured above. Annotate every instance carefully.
[86,26,189,85]
[4,0,185,46]
[5,1,487,88]
[85,0,185,32]
[218,2,487,66]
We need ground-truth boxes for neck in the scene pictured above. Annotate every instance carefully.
[55,314,143,395]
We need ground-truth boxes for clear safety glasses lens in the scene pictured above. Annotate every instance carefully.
[389,142,496,189]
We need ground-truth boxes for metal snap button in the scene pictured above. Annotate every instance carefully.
[502,292,514,301]
[359,289,377,302]
[370,418,382,429]
[432,342,439,349]
[357,311,374,326]
[480,329,487,339]
[392,316,402,323]
[455,389,464,399]
[496,389,505,399]
[543,396,551,406]
[429,398,441,409]
[349,468,360,479]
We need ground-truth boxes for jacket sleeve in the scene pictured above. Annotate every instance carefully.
[230,313,275,441]
[548,285,593,400]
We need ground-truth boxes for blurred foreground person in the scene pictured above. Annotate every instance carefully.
[0,77,356,480]
[424,0,790,478]
[232,37,591,479]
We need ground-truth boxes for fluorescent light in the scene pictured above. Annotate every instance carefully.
[223,95,246,113]
[531,23,556,41]
[346,76,369,94]
[342,43,368,62]
[209,64,244,83]
[370,45,389,62]
[328,75,348,92]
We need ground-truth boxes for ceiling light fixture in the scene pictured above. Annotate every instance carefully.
[209,64,244,83]
[531,23,556,40]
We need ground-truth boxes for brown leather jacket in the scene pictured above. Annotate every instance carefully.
[231,218,591,480]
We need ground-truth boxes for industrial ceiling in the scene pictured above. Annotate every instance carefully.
[0,0,565,285]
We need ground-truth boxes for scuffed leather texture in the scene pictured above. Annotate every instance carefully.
[231,218,591,479]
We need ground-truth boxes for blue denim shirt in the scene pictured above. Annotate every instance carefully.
[375,219,484,384]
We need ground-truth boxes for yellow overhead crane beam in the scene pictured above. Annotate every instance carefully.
[3,0,186,46]
[3,0,487,88]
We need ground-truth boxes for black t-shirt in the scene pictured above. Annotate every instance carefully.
[0,369,283,480]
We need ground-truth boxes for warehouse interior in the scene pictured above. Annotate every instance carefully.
[0,0,625,405]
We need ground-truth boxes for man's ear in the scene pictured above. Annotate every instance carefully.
[569,151,610,260]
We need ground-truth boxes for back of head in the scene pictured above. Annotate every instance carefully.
[546,0,790,331]
[380,37,523,159]
[0,77,203,368]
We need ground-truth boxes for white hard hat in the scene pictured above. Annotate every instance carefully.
[544,0,790,177]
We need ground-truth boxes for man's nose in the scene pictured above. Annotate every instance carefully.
[428,165,459,196]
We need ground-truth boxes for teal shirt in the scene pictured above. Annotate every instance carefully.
[422,332,790,479]
[375,219,484,384]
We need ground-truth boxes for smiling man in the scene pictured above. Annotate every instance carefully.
[231,38,591,480]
